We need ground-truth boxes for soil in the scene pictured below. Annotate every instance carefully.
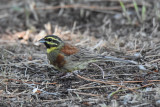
[0,0,160,106]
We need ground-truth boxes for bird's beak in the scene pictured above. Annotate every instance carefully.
[39,38,46,43]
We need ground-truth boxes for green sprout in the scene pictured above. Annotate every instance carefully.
[119,0,131,24]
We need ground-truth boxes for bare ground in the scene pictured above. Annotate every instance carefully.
[0,0,160,107]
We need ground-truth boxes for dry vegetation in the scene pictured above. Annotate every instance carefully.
[0,0,160,106]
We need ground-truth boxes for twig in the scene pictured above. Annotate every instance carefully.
[149,58,160,63]
[108,83,155,98]
[7,78,57,85]
[131,83,154,90]
[0,60,43,66]
[145,54,160,58]
[36,3,150,12]
[91,63,105,79]
[43,98,81,104]
[0,91,27,98]
[77,85,109,90]
[75,74,137,93]
[73,91,100,97]
[3,48,15,55]
[101,80,160,83]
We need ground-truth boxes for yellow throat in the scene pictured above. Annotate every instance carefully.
[47,47,57,53]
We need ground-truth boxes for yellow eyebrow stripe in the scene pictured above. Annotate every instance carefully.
[46,37,61,43]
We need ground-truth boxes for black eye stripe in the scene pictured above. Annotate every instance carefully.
[51,45,58,47]
[48,38,52,41]
[45,38,60,44]
[50,39,60,45]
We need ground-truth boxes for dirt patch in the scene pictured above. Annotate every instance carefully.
[0,0,160,106]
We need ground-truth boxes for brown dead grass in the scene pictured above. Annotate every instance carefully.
[0,0,160,106]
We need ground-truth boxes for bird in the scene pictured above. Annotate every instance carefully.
[39,35,137,72]
[39,35,107,72]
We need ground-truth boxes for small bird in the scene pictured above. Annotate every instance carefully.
[39,35,106,72]
[39,35,137,72]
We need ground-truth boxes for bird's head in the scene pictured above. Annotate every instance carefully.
[39,35,64,53]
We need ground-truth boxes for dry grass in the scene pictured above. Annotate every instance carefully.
[0,0,160,106]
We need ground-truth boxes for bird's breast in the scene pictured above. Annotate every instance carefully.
[47,51,66,68]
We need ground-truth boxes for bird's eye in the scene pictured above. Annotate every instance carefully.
[48,38,52,42]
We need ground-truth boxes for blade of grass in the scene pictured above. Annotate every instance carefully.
[119,0,131,23]
[141,2,146,22]
[133,0,141,22]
